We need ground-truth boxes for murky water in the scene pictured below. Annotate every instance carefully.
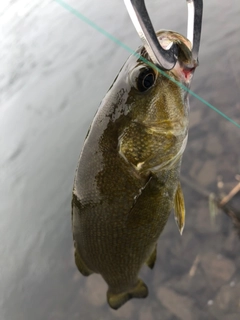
[1,0,240,319]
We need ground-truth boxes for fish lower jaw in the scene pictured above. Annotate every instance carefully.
[182,67,196,81]
[172,61,196,84]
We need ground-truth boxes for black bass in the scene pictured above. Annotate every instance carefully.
[72,30,197,309]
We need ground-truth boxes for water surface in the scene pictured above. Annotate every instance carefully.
[1,1,240,319]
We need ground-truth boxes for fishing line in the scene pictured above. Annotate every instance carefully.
[54,0,240,129]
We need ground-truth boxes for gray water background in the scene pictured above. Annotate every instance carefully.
[1,0,240,319]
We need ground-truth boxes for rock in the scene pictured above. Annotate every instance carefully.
[207,282,240,319]
[189,109,203,128]
[188,159,203,180]
[72,271,81,282]
[215,284,232,311]
[139,306,154,320]
[157,286,195,320]
[165,264,207,298]
[200,253,236,289]
[205,134,223,156]
[111,300,134,319]
[223,230,239,254]
[187,137,204,154]
[194,199,220,235]
[85,274,107,307]
[215,282,240,312]
[196,160,217,187]
[225,314,240,320]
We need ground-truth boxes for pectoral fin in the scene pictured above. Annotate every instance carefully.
[174,182,185,235]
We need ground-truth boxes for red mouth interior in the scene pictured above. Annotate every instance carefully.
[182,67,195,79]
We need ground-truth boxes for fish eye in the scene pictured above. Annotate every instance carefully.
[130,66,156,92]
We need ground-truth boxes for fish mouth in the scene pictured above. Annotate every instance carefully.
[172,61,197,84]
[174,50,199,83]
[181,63,197,81]
[157,30,198,83]
[183,66,195,78]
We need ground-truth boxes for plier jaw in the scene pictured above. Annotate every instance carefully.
[187,0,203,64]
[124,0,203,71]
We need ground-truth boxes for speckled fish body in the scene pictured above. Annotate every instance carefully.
[72,30,197,309]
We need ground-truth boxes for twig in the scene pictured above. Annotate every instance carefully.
[219,182,240,206]
[188,255,200,277]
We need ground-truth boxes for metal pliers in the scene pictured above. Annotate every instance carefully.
[124,0,203,70]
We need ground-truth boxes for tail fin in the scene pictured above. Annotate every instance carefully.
[107,279,148,310]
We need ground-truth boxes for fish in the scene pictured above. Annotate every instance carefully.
[72,30,198,309]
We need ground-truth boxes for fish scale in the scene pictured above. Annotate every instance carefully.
[72,30,196,309]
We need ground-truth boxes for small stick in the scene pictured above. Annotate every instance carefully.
[219,182,240,206]
[188,255,200,277]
